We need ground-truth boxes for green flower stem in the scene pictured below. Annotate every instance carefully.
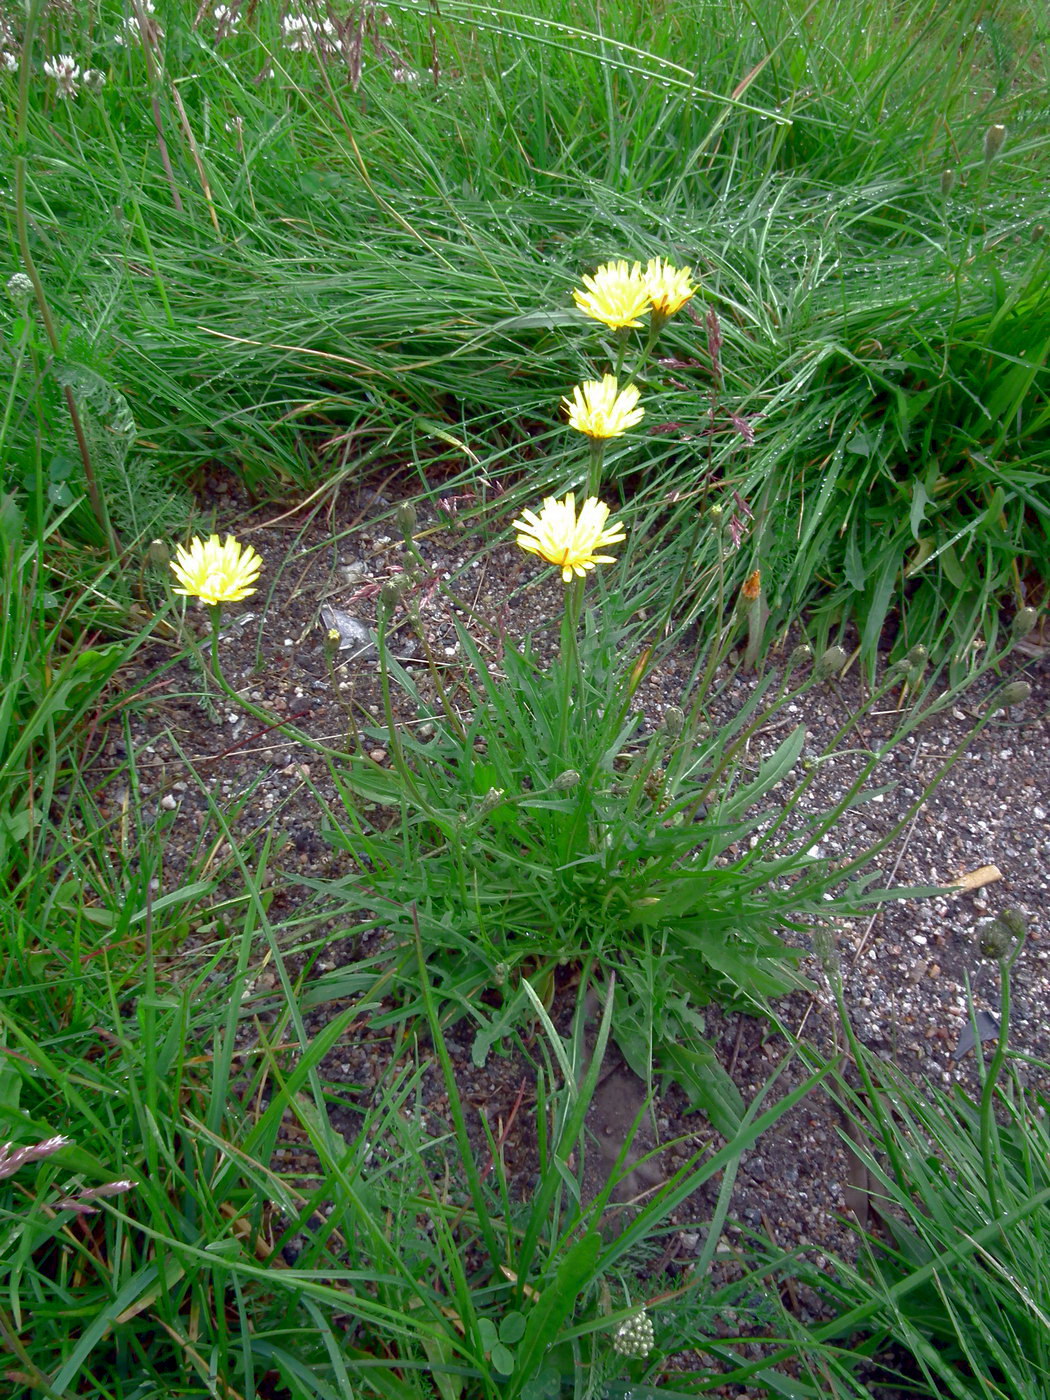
[586,438,606,498]
[374,606,431,808]
[639,315,664,365]
[197,605,439,818]
[557,577,585,767]
[978,936,1025,1221]
[197,608,346,763]
[613,327,630,380]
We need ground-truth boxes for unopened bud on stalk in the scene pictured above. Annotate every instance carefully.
[983,123,1007,162]
[741,568,761,601]
[998,909,1027,940]
[940,169,955,196]
[812,927,841,980]
[988,680,1031,713]
[662,706,685,738]
[396,501,418,539]
[978,918,1013,960]
[978,909,1025,960]
[146,538,171,572]
[903,644,928,689]
[1031,224,1046,242]
[816,645,847,678]
[478,787,505,814]
[378,578,405,616]
[553,769,580,791]
[788,643,813,670]
[1011,606,1038,638]
[708,503,725,529]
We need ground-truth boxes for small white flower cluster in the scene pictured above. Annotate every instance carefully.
[42,54,106,97]
[43,53,80,96]
[213,4,241,36]
[1,50,16,73]
[7,272,34,303]
[612,1309,655,1359]
[282,11,339,54]
[113,1,163,47]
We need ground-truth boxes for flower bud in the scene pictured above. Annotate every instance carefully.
[662,705,685,738]
[988,680,1031,713]
[378,578,404,616]
[396,501,418,539]
[553,769,580,791]
[978,910,1024,960]
[1031,224,1046,242]
[812,927,841,979]
[741,568,761,601]
[1011,607,1038,638]
[816,645,847,678]
[478,786,505,814]
[940,168,955,196]
[983,123,1007,162]
[146,538,171,572]
[787,643,813,670]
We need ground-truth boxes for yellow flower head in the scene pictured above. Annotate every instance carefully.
[512,493,626,583]
[572,259,651,330]
[563,374,644,440]
[644,257,697,318]
[170,533,263,606]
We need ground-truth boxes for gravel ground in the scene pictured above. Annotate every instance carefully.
[89,473,1049,1390]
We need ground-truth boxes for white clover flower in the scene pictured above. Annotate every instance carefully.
[82,68,106,91]
[113,4,162,46]
[214,4,240,31]
[7,272,34,302]
[282,11,338,52]
[1,51,17,73]
[43,54,81,97]
[282,13,311,49]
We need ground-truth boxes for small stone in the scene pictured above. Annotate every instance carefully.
[159,793,177,810]
[369,748,388,763]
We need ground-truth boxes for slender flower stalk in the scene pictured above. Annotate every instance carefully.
[168,535,349,763]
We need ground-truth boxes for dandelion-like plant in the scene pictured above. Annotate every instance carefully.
[170,534,263,606]
[572,259,651,330]
[513,493,625,583]
[644,257,697,320]
[166,534,353,762]
[563,375,644,441]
